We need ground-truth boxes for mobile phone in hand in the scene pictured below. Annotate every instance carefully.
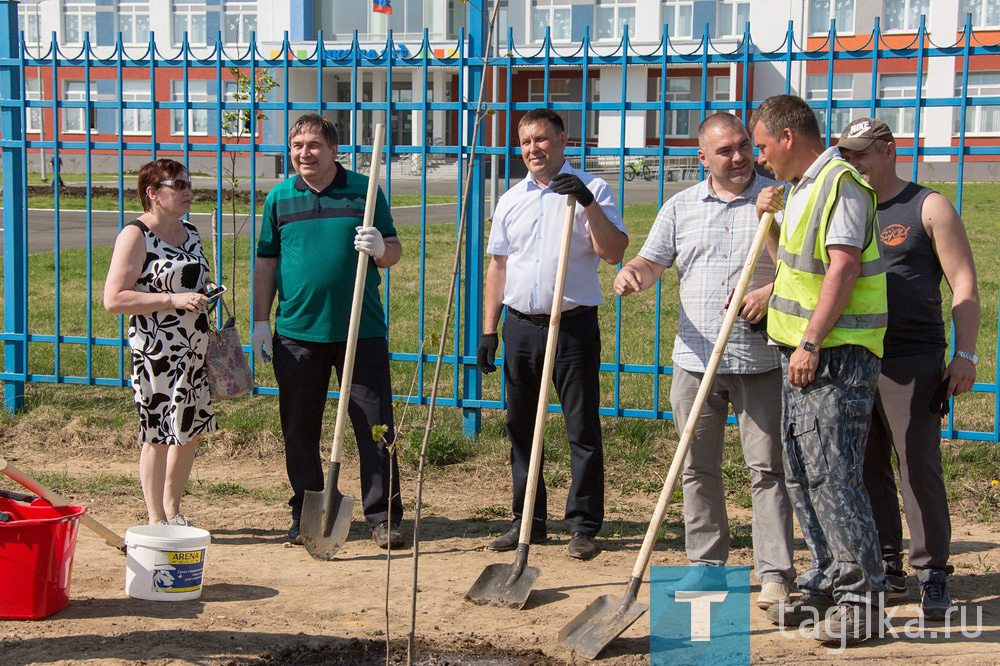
[204,285,227,302]
[928,378,950,416]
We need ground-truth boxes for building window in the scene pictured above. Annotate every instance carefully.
[648,76,693,138]
[532,2,571,42]
[714,76,732,102]
[223,81,258,137]
[119,3,151,46]
[806,73,853,137]
[884,0,929,31]
[718,1,750,37]
[596,1,635,41]
[64,1,97,45]
[663,1,694,39]
[809,0,854,35]
[171,80,210,135]
[528,78,571,103]
[224,3,256,44]
[122,80,152,135]
[17,4,41,45]
[878,73,926,136]
[960,0,1000,29]
[63,81,97,133]
[446,0,467,39]
[526,78,596,140]
[173,2,208,45]
[955,72,1000,135]
[26,78,42,133]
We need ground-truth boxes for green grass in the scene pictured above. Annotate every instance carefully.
[1,182,999,520]
[14,192,456,215]
[0,171,136,186]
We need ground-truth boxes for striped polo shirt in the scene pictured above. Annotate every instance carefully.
[257,163,397,343]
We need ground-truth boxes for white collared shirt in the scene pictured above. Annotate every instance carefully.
[783,146,871,248]
[487,161,627,315]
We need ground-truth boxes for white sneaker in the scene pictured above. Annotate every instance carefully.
[167,513,193,527]
[757,581,792,609]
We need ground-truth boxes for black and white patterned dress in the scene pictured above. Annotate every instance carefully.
[127,219,217,445]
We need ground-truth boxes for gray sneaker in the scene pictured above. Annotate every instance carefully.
[813,603,879,645]
[918,569,954,621]
[766,592,835,627]
[167,513,192,527]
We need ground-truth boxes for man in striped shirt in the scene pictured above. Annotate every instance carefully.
[614,112,795,610]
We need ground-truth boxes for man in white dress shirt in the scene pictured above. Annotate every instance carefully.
[476,108,628,560]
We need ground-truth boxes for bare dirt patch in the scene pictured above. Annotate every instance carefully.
[1,444,999,665]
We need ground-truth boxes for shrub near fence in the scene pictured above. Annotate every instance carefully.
[1,2,999,442]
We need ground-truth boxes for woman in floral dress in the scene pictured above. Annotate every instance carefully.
[104,159,217,526]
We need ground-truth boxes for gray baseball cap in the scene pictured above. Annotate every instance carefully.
[838,117,895,150]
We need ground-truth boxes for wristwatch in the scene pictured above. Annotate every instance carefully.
[799,340,818,353]
[956,350,979,366]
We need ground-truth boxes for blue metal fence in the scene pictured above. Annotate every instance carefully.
[2,0,999,441]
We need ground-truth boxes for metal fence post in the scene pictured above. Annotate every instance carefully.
[1,0,26,413]
[462,1,488,438]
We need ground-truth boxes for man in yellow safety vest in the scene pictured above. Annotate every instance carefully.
[751,95,890,647]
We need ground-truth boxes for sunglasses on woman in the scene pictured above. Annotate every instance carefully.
[159,178,192,191]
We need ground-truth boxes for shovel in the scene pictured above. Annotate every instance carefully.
[300,123,387,560]
[0,458,126,553]
[559,208,778,659]
[466,195,578,609]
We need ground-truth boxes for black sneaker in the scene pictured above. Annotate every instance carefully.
[371,521,405,550]
[766,592,835,627]
[567,533,598,560]
[886,571,908,601]
[487,526,547,551]
[288,519,303,545]
[918,569,954,621]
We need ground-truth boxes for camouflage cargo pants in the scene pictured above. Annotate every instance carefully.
[780,344,888,605]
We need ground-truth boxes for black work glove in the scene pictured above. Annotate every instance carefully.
[477,333,499,374]
[549,172,594,207]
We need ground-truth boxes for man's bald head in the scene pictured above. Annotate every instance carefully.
[698,113,750,149]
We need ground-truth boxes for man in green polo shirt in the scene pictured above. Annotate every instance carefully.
[251,113,404,549]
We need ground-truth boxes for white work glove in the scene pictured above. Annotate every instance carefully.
[354,226,386,259]
[251,321,273,364]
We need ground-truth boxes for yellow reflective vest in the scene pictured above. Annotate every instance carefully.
[767,158,888,357]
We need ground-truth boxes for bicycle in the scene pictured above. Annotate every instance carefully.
[624,158,655,181]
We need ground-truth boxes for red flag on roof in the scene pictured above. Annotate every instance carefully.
[373,0,392,15]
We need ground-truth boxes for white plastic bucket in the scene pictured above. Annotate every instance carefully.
[124,524,211,601]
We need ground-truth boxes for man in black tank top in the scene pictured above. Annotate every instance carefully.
[839,118,980,622]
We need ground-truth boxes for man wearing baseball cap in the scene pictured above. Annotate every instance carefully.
[838,117,980,621]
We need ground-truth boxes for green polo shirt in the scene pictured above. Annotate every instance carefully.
[256,163,396,343]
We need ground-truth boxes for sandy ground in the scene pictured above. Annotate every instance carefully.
[1,452,999,665]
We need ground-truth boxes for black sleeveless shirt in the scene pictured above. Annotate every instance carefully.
[877,182,947,358]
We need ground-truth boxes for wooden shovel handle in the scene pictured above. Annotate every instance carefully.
[0,458,126,551]
[628,210,777,581]
[329,123,386,466]
[517,196,577,546]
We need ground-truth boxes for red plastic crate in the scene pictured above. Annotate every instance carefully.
[0,497,87,620]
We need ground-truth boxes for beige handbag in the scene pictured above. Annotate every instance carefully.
[205,299,253,399]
